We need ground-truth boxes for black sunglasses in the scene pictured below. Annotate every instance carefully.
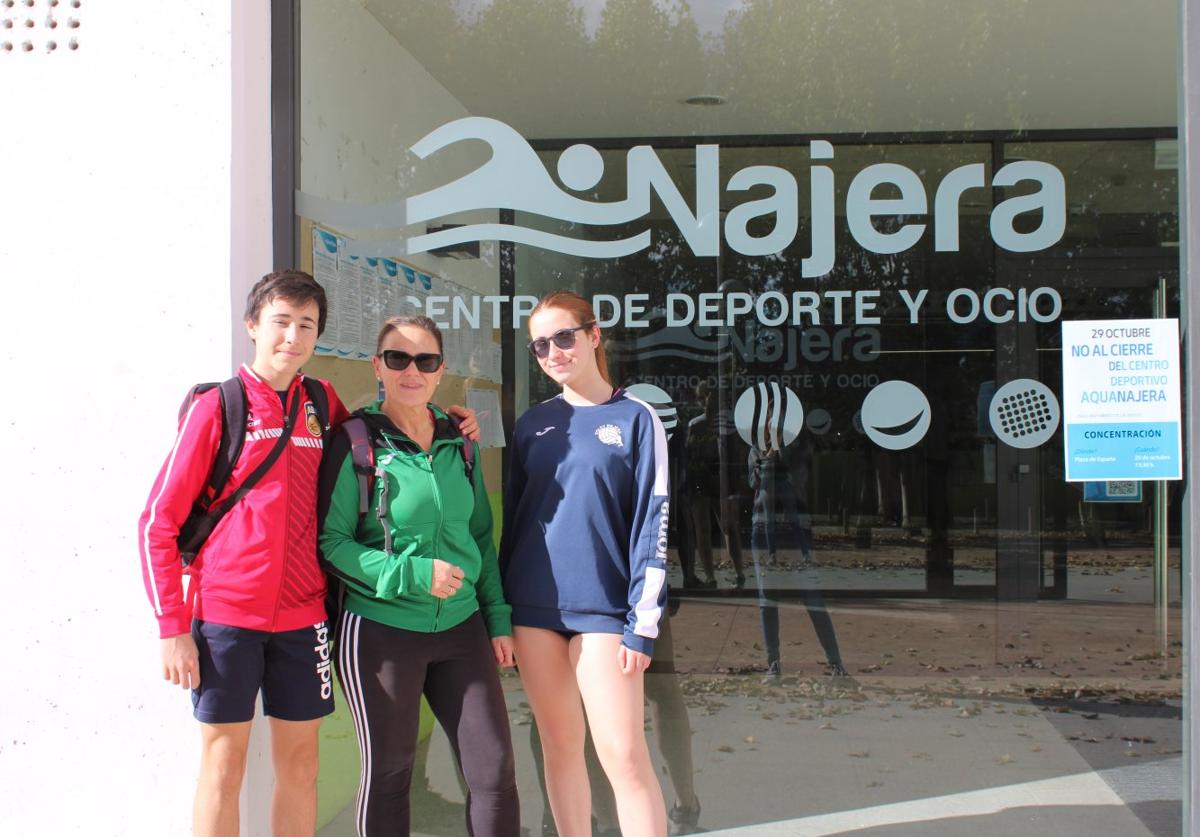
[527,323,594,359]
[378,349,443,373]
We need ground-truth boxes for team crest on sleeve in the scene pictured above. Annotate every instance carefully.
[305,402,323,437]
[596,424,624,448]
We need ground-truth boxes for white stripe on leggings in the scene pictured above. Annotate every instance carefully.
[338,612,373,837]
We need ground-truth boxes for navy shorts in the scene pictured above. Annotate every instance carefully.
[191,619,335,724]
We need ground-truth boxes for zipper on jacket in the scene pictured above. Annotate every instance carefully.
[271,389,296,633]
[377,422,460,632]
[427,451,446,632]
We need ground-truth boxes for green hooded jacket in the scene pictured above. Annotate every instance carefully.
[318,402,511,637]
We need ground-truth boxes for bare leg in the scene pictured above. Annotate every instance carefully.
[195,721,252,837]
[514,627,591,837]
[573,634,667,837]
[268,717,321,837]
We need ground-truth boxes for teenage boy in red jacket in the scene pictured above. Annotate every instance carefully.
[138,270,476,837]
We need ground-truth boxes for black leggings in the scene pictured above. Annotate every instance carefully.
[336,610,520,837]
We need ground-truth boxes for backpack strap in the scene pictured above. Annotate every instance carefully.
[207,377,248,507]
[342,416,377,518]
[447,414,476,488]
[177,385,301,563]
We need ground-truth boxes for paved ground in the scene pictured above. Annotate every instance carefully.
[319,674,1180,836]
[317,593,1181,835]
[317,540,1183,836]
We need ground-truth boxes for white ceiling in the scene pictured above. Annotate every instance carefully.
[363,0,1177,139]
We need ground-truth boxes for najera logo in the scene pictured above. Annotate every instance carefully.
[311,117,1066,274]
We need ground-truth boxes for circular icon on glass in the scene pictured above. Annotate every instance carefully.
[806,407,833,436]
[557,143,604,191]
[734,381,804,450]
[861,381,931,450]
[625,383,677,441]
[988,379,1059,449]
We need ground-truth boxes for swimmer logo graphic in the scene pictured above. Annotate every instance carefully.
[1061,319,1182,480]
[860,381,931,450]
[298,116,1067,268]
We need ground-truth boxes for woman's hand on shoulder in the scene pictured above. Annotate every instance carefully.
[492,635,515,668]
[617,643,651,675]
[430,559,465,598]
[445,405,480,441]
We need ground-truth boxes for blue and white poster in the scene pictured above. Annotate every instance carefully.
[1061,319,1182,481]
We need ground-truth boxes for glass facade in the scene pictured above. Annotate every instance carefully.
[294,2,1184,833]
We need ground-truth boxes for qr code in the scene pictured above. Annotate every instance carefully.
[1107,481,1138,497]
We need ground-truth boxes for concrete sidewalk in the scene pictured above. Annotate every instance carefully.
[318,590,1182,836]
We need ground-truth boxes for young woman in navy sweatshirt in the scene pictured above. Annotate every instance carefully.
[500,290,669,837]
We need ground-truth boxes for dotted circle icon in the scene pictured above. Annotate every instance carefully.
[988,379,1059,449]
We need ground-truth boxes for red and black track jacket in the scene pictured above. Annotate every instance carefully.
[138,365,349,637]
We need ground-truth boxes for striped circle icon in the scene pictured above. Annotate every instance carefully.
[734,382,804,450]
[625,383,678,441]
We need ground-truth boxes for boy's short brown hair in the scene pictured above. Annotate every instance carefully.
[243,270,328,335]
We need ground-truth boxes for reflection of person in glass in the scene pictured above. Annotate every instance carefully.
[747,422,848,681]
[685,384,747,588]
[501,291,669,837]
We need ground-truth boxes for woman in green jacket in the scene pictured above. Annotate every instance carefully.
[318,315,518,837]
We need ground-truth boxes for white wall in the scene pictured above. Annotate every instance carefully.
[0,3,235,834]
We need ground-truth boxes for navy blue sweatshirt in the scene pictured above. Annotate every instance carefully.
[499,390,670,656]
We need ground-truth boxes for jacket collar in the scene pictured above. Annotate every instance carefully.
[359,401,464,448]
[238,364,305,413]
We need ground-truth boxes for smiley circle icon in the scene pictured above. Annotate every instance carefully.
[806,407,832,436]
[860,381,931,450]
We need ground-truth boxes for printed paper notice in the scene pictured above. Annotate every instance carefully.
[311,228,340,352]
[1061,319,1182,481]
[465,388,505,449]
[334,239,363,358]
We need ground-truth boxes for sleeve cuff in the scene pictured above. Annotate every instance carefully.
[622,630,655,657]
[481,605,513,638]
[375,546,429,598]
[157,610,192,638]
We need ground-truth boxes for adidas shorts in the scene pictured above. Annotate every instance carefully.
[190,619,335,724]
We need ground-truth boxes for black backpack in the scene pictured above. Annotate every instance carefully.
[175,375,330,566]
[320,411,475,636]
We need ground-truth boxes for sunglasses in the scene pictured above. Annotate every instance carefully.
[378,349,443,373]
[527,323,594,359]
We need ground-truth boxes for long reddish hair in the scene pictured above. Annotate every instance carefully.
[530,290,610,384]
